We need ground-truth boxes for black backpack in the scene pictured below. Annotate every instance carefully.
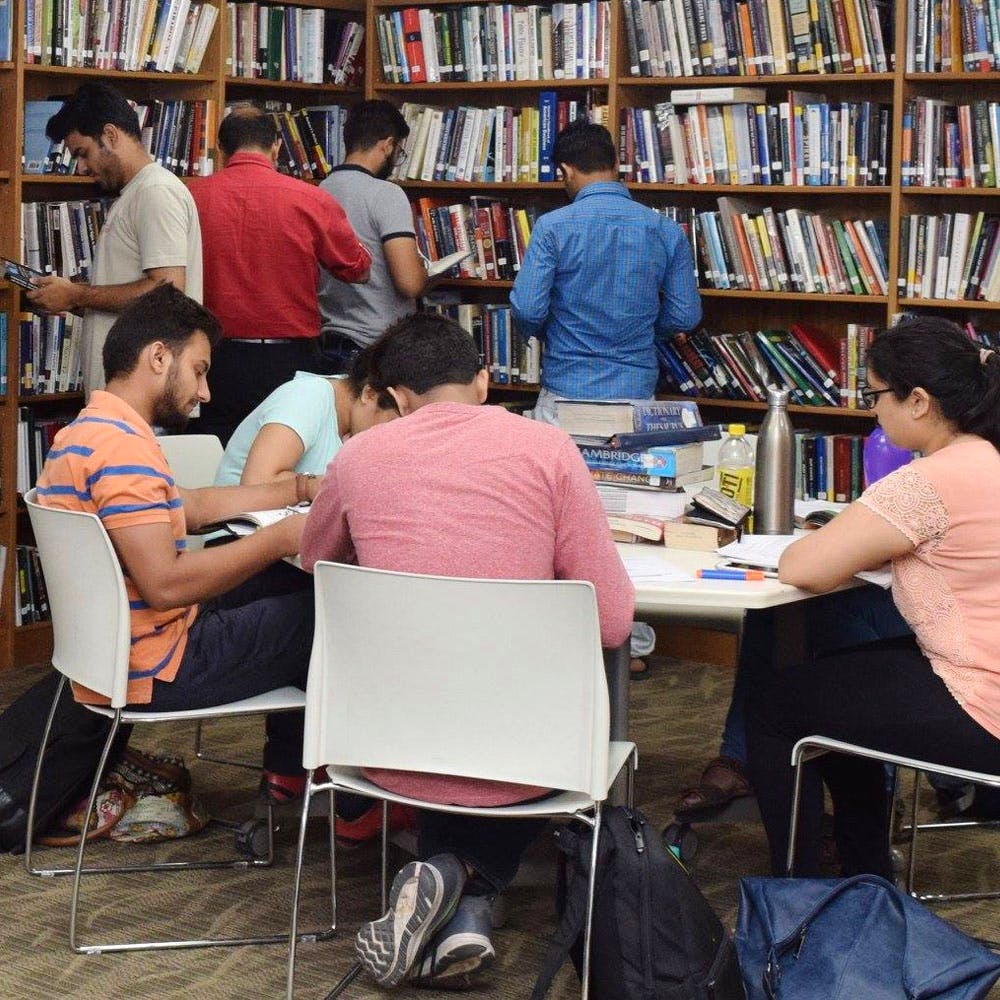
[0,672,116,853]
[532,806,744,1000]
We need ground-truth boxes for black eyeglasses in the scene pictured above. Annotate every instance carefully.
[859,386,893,410]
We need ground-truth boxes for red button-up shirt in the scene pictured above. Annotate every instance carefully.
[190,152,371,340]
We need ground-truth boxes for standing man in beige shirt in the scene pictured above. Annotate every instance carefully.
[27,83,203,395]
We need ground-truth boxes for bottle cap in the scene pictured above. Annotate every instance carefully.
[766,386,791,407]
[727,423,746,436]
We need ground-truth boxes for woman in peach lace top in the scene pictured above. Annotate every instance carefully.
[746,316,1000,877]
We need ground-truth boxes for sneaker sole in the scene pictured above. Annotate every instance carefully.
[355,862,460,986]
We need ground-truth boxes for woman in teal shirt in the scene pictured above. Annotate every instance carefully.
[215,350,397,486]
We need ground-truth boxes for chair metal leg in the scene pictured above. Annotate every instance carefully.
[287,770,316,1000]
[626,751,637,810]
[906,769,921,894]
[580,801,602,1000]
[785,752,807,877]
[328,788,338,931]
[193,719,258,771]
[381,799,390,912]
[24,674,66,877]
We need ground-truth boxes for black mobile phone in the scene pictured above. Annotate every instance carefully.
[2,257,45,291]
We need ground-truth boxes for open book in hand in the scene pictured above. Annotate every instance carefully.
[193,503,310,537]
[422,248,476,278]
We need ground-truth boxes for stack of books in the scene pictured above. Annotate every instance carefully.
[375,3,612,84]
[907,0,1000,73]
[899,212,1000,301]
[901,98,1000,189]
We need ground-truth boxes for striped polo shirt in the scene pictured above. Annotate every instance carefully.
[36,391,197,704]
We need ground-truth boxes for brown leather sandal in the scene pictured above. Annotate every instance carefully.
[674,756,753,815]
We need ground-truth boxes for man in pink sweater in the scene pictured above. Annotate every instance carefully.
[300,313,634,991]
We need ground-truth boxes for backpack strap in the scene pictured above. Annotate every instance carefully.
[531,820,615,999]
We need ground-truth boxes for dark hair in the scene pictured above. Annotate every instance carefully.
[366,314,481,396]
[46,82,141,142]
[552,120,616,173]
[867,316,1000,451]
[343,100,409,154]
[103,284,223,382]
[346,346,399,412]
[218,105,278,157]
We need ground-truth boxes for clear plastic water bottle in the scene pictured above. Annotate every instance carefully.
[753,387,796,535]
[717,423,755,509]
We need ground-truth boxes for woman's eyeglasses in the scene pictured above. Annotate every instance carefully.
[858,386,893,410]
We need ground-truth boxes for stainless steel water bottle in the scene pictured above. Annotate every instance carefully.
[753,386,795,534]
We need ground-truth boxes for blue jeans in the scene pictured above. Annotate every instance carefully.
[720,586,911,763]
[320,332,363,374]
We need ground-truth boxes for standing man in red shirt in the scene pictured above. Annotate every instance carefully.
[189,104,371,444]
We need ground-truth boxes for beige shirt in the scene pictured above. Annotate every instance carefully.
[83,162,203,393]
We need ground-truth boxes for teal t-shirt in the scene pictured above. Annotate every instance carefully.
[215,371,344,485]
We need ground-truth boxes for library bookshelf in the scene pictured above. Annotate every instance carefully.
[4,0,1000,668]
[0,0,365,669]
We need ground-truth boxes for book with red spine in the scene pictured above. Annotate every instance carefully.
[401,8,427,83]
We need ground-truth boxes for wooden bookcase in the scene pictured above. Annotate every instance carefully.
[0,0,365,669]
[3,0,1000,668]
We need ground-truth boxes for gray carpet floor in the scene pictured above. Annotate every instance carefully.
[2,656,998,999]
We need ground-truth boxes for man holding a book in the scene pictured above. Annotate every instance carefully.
[301,313,634,990]
[509,120,702,424]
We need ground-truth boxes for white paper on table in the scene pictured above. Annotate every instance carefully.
[855,566,892,588]
[717,534,798,570]
[795,499,849,517]
[620,554,696,583]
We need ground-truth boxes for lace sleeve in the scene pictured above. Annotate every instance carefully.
[857,464,948,548]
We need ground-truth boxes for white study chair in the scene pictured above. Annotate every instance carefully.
[286,562,638,998]
[22,489,335,953]
[156,433,251,770]
[786,735,1000,947]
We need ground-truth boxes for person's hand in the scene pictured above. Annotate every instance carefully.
[269,512,307,558]
[25,275,82,313]
[295,473,323,504]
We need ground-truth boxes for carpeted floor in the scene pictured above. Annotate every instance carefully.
[2,656,999,999]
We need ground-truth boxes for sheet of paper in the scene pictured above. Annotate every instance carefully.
[855,566,892,588]
[621,555,696,583]
[717,534,798,570]
[794,499,849,517]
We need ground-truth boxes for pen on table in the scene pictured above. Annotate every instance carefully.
[716,560,780,579]
[697,568,766,581]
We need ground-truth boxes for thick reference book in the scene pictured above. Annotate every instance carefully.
[555,397,703,437]
[578,441,704,477]
[609,423,722,449]
[590,465,714,491]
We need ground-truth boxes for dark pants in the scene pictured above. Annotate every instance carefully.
[419,811,549,895]
[189,338,334,446]
[320,332,363,375]
[746,634,1000,878]
[133,562,314,774]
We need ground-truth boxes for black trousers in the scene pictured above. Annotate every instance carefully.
[746,635,1000,878]
[189,338,334,446]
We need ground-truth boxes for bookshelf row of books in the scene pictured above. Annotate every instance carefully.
[684,198,888,295]
[260,103,348,179]
[619,94,891,187]
[18,312,84,395]
[14,545,50,627]
[0,314,7,396]
[905,0,1000,72]
[620,0,892,78]
[656,322,875,408]
[375,2,611,84]
[428,300,541,383]
[23,0,217,72]
[16,410,72,495]
[0,0,11,60]
[901,98,1000,189]
[794,431,868,502]
[898,212,1000,302]
[21,199,109,280]
[21,198,110,281]
[395,95,600,185]
[414,197,538,280]
[226,3,364,84]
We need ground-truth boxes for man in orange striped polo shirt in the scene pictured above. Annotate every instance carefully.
[37,284,321,787]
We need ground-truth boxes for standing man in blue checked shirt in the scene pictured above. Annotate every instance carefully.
[510,120,702,424]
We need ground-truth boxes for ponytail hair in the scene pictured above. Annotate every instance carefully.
[866,317,1000,452]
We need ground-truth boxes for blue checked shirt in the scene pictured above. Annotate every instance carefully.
[510,182,701,399]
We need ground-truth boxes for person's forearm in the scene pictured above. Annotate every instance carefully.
[73,276,174,312]
[182,477,307,530]
[146,527,295,608]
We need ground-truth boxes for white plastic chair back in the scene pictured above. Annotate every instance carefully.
[304,563,611,801]
[24,489,132,708]
[157,434,224,488]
